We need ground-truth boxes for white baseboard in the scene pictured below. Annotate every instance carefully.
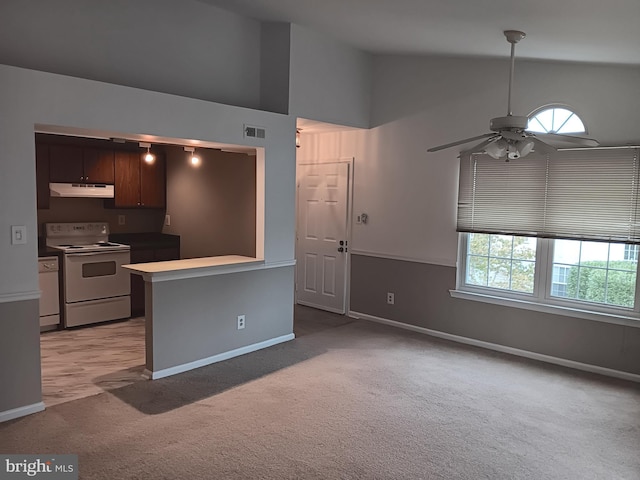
[143,333,296,380]
[350,311,640,384]
[0,402,45,423]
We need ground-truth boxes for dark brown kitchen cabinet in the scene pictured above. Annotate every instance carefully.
[49,145,83,183]
[48,144,114,184]
[35,144,50,209]
[82,148,115,184]
[140,154,166,208]
[113,151,165,208]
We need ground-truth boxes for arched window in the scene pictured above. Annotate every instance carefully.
[527,106,586,134]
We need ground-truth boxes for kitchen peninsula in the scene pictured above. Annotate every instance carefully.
[124,255,295,380]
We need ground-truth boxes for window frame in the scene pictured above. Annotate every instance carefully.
[527,104,589,135]
[454,233,640,326]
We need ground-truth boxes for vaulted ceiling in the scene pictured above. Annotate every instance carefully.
[202,0,640,65]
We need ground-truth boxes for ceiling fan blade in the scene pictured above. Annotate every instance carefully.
[531,137,557,155]
[536,133,600,147]
[459,136,500,157]
[427,133,495,152]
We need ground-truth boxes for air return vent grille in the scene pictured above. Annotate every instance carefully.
[244,124,266,139]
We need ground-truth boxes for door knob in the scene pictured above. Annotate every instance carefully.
[338,247,344,252]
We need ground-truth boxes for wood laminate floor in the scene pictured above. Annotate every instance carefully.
[40,317,146,407]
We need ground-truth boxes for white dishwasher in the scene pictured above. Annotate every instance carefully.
[39,256,60,329]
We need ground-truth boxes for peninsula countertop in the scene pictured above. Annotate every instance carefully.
[123,255,271,282]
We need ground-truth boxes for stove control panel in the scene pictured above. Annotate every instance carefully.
[45,222,109,238]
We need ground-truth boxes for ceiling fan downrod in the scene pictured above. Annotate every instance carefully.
[504,30,526,117]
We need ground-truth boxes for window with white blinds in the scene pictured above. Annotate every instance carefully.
[457,148,640,243]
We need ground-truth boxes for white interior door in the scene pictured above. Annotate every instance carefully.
[296,162,349,314]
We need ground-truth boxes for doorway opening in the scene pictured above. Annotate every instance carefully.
[35,125,264,406]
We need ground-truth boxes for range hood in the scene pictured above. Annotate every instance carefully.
[49,182,115,199]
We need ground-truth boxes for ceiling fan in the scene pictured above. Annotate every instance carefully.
[427,30,599,160]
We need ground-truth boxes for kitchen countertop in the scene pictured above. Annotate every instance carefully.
[123,255,280,282]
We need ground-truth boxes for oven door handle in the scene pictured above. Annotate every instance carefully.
[65,251,129,257]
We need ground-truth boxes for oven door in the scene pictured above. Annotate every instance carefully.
[63,250,131,303]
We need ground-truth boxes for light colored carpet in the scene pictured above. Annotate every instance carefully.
[1,307,639,479]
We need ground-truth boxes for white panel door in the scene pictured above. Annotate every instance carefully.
[296,162,349,313]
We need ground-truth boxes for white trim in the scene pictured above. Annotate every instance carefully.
[0,402,45,423]
[350,311,640,383]
[0,290,40,304]
[350,249,456,268]
[450,289,640,329]
[143,333,295,380]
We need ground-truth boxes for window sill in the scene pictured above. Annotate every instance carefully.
[449,289,640,329]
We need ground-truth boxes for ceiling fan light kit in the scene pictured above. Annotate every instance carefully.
[427,30,599,160]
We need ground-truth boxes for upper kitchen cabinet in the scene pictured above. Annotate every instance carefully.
[35,143,50,209]
[83,148,115,184]
[49,145,114,184]
[112,151,166,208]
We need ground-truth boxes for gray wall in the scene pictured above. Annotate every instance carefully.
[0,300,41,412]
[147,266,294,372]
[260,22,291,114]
[350,255,640,375]
[289,24,373,128]
[0,0,262,108]
[164,146,256,259]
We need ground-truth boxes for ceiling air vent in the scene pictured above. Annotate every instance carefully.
[244,124,266,139]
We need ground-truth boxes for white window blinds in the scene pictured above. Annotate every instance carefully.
[457,148,640,243]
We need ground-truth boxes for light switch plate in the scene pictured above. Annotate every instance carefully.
[11,225,27,245]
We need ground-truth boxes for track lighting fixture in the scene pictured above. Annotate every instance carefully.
[139,142,155,164]
[184,146,201,167]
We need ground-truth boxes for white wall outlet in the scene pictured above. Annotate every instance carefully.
[164,214,171,226]
[386,292,395,305]
[11,225,27,245]
[237,314,246,330]
[118,215,126,226]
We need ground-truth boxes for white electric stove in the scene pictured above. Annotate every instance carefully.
[45,222,131,327]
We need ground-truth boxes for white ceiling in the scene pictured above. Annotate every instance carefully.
[202,0,640,65]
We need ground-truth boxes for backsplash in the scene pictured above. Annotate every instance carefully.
[37,197,165,236]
